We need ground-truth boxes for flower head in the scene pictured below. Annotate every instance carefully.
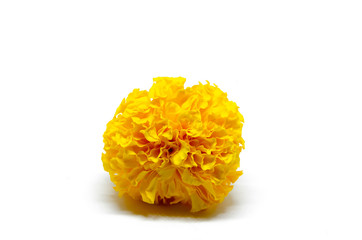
[102,77,245,212]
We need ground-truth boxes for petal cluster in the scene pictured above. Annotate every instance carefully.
[102,77,245,212]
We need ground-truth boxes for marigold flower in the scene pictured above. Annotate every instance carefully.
[102,77,245,212]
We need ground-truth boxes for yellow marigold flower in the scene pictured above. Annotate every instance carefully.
[102,77,245,212]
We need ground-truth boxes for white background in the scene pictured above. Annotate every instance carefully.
[1,0,361,239]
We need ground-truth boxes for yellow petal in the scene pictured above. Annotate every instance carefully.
[180,169,202,186]
[141,127,159,142]
[158,166,176,180]
[190,191,208,212]
[171,140,190,165]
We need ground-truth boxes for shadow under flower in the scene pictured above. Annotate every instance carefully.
[114,192,236,219]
